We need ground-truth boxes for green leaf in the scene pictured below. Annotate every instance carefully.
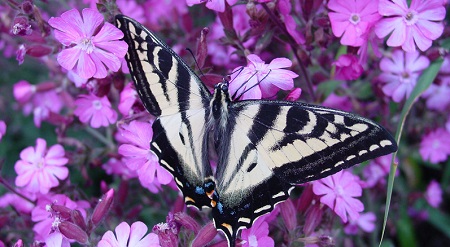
[379,57,443,246]
[397,209,417,247]
[427,206,450,239]
[316,80,342,99]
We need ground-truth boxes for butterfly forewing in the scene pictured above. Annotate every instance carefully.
[115,15,213,209]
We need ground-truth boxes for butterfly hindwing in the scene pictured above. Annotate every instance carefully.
[115,15,213,209]
[213,100,397,243]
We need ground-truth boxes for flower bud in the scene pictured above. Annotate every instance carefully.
[21,0,34,15]
[191,222,217,247]
[153,222,178,247]
[59,221,89,244]
[13,239,23,247]
[71,209,87,231]
[196,28,209,69]
[174,212,200,234]
[280,199,297,231]
[51,204,72,220]
[91,189,114,226]
[303,202,323,236]
[13,80,36,103]
[26,44,53,57]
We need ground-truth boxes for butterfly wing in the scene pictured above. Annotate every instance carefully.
[213,100,397,244]
[115,15,214,208]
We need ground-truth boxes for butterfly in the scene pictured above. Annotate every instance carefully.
[115,15,398,247]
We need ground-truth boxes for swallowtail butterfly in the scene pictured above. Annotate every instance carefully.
[115,15,397,247]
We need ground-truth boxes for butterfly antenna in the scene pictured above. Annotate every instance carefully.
[234,69,272,100]
[186,47,206,78]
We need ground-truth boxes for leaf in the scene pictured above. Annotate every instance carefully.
[379,57,444,246]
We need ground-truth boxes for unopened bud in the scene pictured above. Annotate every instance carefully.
[280,199,297,231]
[26,44,53,57]
[71,210,87,231]
[91,189,114,226]
[21,0,34,15]
[174,212,200,234]
[13,80,36,103]
[59,221,89,244]
[13,239,23,247]
[51,204,72,220]
[303,203,323,236]
[191,222,217,247]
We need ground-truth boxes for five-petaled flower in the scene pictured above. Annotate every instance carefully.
[312,170,364,223]
[419,128,450,164]
[15,138,69,194]
[48,8,128,79]
[230,54,298,100]
[328,0,381,47]
[378,49,429,102]
[375,0,446,52]
[74,93,118,128]
[98,221,160,247]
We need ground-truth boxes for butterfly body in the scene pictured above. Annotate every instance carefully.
[115,15,398,247]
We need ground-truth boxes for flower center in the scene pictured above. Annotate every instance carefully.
[404,10,418,26]
[80,37,95,54]
[36,157,45,168]
[349,13,360,25]
[432,140,440,149]
[92,100,102,110]
[336,184,345,197]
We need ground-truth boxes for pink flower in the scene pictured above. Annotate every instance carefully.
[312,171,364,223]
[102,158,138,180]
[98,221,160,247]
[363,154,396,188]
[344,212,376,234]
[31,194,89,241]
[230,54,298,100]
[278,0,305,44]
[0,191,35,214]
[333,54,364,80]
[74,94,118,128]
[118,121,173,190]
[13,80,35,103]
[15,138,69,194]
[379,49,429,102]
[425,180,442,208]
[375,0,446,52]
[27,90,65,128]
[328,0,381,47]
[285,88,302,101]
[144,0,188,30]
[241,216,274,247]
[422,79,450,112]
[0,120,5,142]
[321,93,353,112]
[419,128,450,163]
[117,0,145,23]
[118,83,138,116]
[186,0,238,12]
[48,8,128,79]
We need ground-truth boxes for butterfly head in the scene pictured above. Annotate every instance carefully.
[211,80,231,120]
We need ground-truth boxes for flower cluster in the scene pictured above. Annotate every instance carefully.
[0,0,448,246]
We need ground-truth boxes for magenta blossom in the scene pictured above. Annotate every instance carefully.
[98,221,160,247]
[422,79,450,112]
[419,128,450,163]
[117,0,145,23]
[48,8,127,79]
[278,0,305,44]
[118,121,173,190]
[0,120,5,142]
[312,170,364,223]
[378,49,429,102]
[240,216,274,247]
[230,54,298,100]
[425,180,442,208]
[344,212,376,234]
[186,0,238,12]
[31,194,89,241]
[333,54,364,80]
[118,83,138,116]
[328,0,381,47]
[74,94,118,128]
[15,138,69,194]
[375,0,446,52]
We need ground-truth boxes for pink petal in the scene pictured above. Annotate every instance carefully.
[80,8,104,36]
[93,23,124,43]
[378,0,406,16]
[49,166,69,180]
[57,47,82,71]
[115,222,131,247]
[76,52,96,79]
[15,170,34,187]
[416,19,444,40]
[386,20,407,47]
[267,57,292,69]
[128,222,148,247]
[374,18,399,39]
[206,0,225,12]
